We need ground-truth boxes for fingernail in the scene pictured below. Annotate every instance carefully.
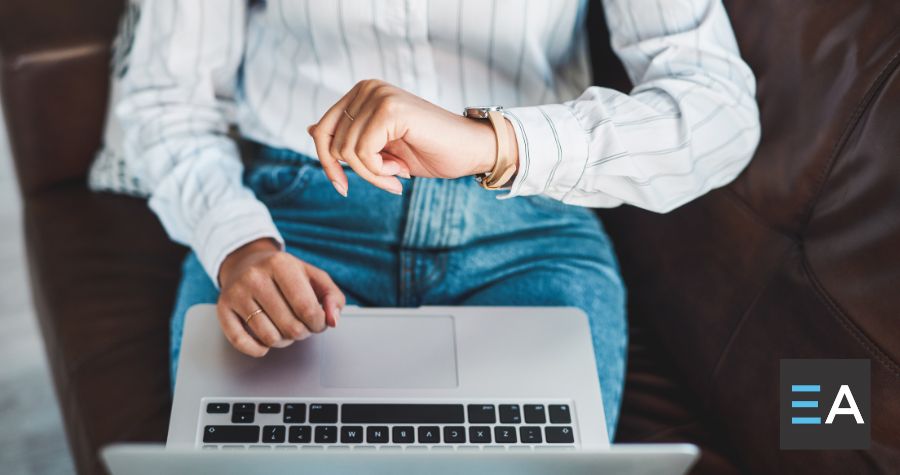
[381,161,402,176]
[388,183,403,195]
[331,180,348,197]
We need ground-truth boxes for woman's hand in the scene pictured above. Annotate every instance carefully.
[216,238,345,357]
[308,79,517,196]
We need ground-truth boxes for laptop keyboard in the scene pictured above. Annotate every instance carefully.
[198,400,578,450]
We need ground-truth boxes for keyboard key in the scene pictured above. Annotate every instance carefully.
[309,404,338,423]
[259,403,281,414]
[392,426,414,444]
[548,405,571,423]
[443,426,466,443]
[283,404,306,423]
[314,426,337,443]
[367,426,389,443]
[418,426,440,443]
[288,425,310,443]
[524,405,546,424]
[467,404,496,424]
[340,426,363,444]
[545,426,575,444]
[262,425,286,443]
[499,405,521,424]
[494,426,517,443]
[341,404,464,424]
[468,426,492,444]
[520,426,543,444]
[231,412,254,424]
[206,403,229,414]
[203,425,259,444]
[233,403,255,413]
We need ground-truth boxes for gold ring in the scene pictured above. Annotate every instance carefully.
[343,109,355,121]
[244,308,264,324]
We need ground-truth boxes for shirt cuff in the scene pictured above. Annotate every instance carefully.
[191,198,284,288]
[500,104,590,201]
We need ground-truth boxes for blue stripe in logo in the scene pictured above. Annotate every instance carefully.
[791,385,820,392]
[791,417,822,425]
[791,400,818,408]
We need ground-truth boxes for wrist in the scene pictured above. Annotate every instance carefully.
[467,117,519,175]
[469,119,499,175]
[218,238,280,285]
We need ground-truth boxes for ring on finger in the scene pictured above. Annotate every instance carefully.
[244,308,265,324]
[343,109,355,121]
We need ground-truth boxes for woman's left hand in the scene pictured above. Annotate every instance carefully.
[308,79,517,196]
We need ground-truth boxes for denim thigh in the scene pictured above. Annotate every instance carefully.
[169,149,627,439]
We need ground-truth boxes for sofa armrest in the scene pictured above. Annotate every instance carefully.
[0,0,123,196]
[24,184,185,475]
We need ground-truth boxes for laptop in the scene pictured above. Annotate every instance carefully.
[102,304,699,474]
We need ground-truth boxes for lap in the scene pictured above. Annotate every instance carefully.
[452,236,627,439]
[168,253,218,387]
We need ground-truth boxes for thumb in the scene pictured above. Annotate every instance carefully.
[379,156,411,178]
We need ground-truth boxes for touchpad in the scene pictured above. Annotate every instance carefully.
[319,315,458,389]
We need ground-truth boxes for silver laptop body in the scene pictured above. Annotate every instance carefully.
[103,444,700,475]
[130,304,700,474]
[169,305,608,449]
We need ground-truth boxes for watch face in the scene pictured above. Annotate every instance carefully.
[464,105,503,118]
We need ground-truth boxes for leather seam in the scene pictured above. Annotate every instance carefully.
[722,188,790,238]
[706,241,796,408]
[799,247,900,379]
[798,34,900,234]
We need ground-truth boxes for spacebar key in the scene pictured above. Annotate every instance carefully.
[203,425,260,443]
[341,404,464,423]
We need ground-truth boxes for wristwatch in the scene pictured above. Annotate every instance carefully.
[463,106,517,190]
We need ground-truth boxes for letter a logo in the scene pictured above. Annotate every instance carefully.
[826,385,864,424]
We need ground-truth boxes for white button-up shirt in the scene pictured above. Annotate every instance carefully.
[100,0,760,282]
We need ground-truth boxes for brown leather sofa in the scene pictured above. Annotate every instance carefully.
[2,1,898,474]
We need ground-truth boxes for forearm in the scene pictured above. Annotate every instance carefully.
[500,0,761,212]
[118,0,282,283]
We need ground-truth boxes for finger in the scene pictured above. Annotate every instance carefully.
[325,86,406,194]
[272,264,328,334]
[332,94,384,176]
[309,124,350,197]
[233,296,287,349]
[340,150,405,195]
[254,275,312,341]
[305,264,346,328]
[380,157,410,178]
[216,300,268,357]
[330,109,387,175]
[312,117,403,195]
[310,84,364,196]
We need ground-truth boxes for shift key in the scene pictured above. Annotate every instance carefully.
[203,425,260,443]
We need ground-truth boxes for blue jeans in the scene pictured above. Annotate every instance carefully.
[169,146,627,437]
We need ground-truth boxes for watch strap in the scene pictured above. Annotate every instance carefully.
[480,110,516,189]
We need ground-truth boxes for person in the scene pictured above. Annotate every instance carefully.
[110,0,760,438]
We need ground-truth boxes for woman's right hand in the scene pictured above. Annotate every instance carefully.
[216,238,345,357]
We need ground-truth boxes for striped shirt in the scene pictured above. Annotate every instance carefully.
[97,0,760,282]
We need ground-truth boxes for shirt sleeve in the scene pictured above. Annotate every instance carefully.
[116,0,284,285]
[502,0,761,213]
